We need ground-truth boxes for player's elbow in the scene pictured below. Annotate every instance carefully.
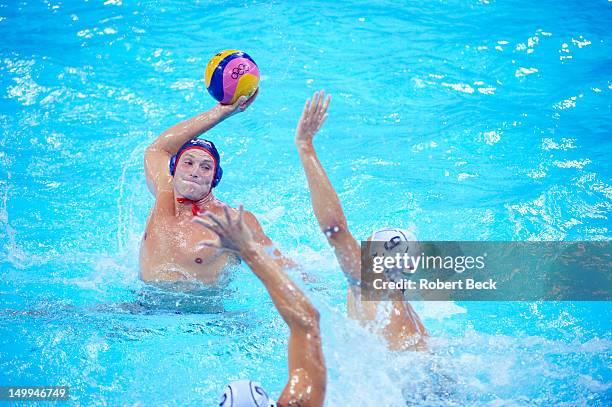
[291,302,321,333]
[144,146,158,169]
[303,304,321,333]
[309,305,321,325]
[320,220,348,242]
[146,143,174,159]
[145,145,163,159]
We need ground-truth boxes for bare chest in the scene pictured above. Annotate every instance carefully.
[140,217,234,284]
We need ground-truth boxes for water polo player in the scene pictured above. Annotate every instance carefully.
[139,91,294,284]
[294,90,428,350]
[195,205,326,407]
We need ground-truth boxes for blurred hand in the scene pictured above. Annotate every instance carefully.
[295,90,331,149]
[194,205,255,255]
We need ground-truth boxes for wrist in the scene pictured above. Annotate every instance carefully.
[212,104,231,121]
[239,242,262,262]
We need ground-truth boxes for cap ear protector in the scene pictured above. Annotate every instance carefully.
[169,139,223,188]
[219,380,276,407]
[212,164,223,188]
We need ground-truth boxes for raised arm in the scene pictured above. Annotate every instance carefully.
[195,207,326,407]
[144,90,258,196]
[295,91,361,283]
[296,92,428,351]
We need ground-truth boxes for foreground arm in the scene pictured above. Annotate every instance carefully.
[196,207,326,407]
[144,91,258,196]
[295,91,361,282]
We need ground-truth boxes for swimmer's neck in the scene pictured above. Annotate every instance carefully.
[174,191,216,217]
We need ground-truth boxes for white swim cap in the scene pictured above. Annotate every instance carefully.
[368,228,420,280]
[369,228,419,256]
[369,228,417,244]
[218,380,276,407]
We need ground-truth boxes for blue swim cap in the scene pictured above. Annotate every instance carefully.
[169,138,223,188]
[219,380,276,407]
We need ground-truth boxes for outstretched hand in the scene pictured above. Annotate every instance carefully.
[194,205,255,255]
[295,90,331,148]
[217,88,259,120]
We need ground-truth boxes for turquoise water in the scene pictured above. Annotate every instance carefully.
[1,0,611,405]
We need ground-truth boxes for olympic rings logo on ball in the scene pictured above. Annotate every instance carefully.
[231,63,250,79]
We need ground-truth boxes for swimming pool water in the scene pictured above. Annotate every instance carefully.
[1,0,610,405]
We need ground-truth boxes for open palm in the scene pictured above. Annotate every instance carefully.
[194,205,254,255]
[295,90,331,148]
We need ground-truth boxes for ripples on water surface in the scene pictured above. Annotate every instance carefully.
[0,0,610,405]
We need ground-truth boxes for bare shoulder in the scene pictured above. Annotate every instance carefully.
[212,204,260,228]
[242,209,260,227]
[207,198,236,216]
[241,210,270,242]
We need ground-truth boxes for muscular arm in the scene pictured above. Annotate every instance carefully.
[297,143,361,281]
[241,245,326,407]
[295,91,428,350]
[144,92,257,196]
[196,207,326,407]
[295,91,361,283]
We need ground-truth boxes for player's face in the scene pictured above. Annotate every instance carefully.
[173,150,215,200]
